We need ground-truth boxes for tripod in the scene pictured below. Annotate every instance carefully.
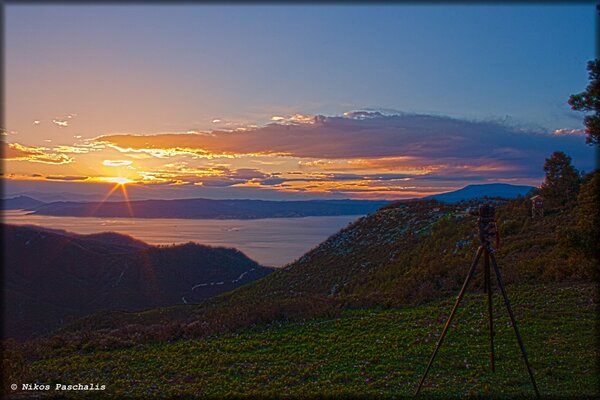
[415,206,540,397]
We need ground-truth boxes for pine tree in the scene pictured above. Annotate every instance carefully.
[569,59,600,146]
[539,151,581,208]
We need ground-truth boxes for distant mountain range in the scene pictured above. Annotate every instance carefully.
[3,197,390,219]
[424,183,535,203]
[2,183,535,218]
[2,195,46,210]
[3,224,273,339]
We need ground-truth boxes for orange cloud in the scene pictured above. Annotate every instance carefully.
[2,142,73,164]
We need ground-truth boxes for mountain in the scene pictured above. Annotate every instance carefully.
[3,224,273,339]
[27,198,390,219]
[5,191,134,203]
[424,183,535,203]
[1,195,46,210]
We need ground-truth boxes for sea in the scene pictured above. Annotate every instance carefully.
[2,210,361,267]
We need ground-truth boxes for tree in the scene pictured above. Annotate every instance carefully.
[539,151,581,208]
[568,59,600,146]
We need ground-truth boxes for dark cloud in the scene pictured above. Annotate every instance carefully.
[97,112,592,172]
[198,177,245,187]
[45,175,89,181]
[95,112,594,190]
[259,177,288,186]
[231,168,268,180]
[142,166,276,188]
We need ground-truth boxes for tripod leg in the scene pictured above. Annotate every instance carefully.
[485,251,495,372]
[415,246,484,395]
[489,252,540,398]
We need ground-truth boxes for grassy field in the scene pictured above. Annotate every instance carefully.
[21,282,597,399]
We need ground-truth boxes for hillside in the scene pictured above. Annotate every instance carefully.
[3,224,273,339]
[16,193,592,352]
[27,198,389,219]
[213,196,591,308]
[5,283,596,398]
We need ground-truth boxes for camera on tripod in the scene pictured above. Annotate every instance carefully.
[468,203,496,220]
[468,203,498,248]
[416,200,539,397]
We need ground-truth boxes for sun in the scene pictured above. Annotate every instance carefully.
[102,176,134,185]
[93,176,135,217]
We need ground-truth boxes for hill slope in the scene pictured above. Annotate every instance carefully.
[3,224,273,339]
[7,283,596,398]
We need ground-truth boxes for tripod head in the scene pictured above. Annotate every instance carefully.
[468,203,499,249]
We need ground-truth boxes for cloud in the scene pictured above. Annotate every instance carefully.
[54,145,91,154]
[189,167,271,187]
[553,128,585,136]
[95,112,593,180]
[270,114,318,124]
[45,175,89,181]
[259,177,288,186]
[1,129,18,136]
[2,142,74,164]
[103,159,133,167]
[135,164,277,188]
[52,119,69,127]
[342,110,385,120]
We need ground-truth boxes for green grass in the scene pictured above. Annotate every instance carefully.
[25,282,597,398]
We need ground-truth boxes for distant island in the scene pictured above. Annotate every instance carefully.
[2,183,534,219]
[4,197,390,219]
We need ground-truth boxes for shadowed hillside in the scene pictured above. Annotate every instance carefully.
[3,224,273,339]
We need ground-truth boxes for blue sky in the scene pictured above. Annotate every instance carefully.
[3,4,597,199]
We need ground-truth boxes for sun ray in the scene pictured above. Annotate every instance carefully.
[90,177,135,216]
[119,183,134,217]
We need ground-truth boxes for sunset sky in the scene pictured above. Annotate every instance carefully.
[3,5,596,200]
